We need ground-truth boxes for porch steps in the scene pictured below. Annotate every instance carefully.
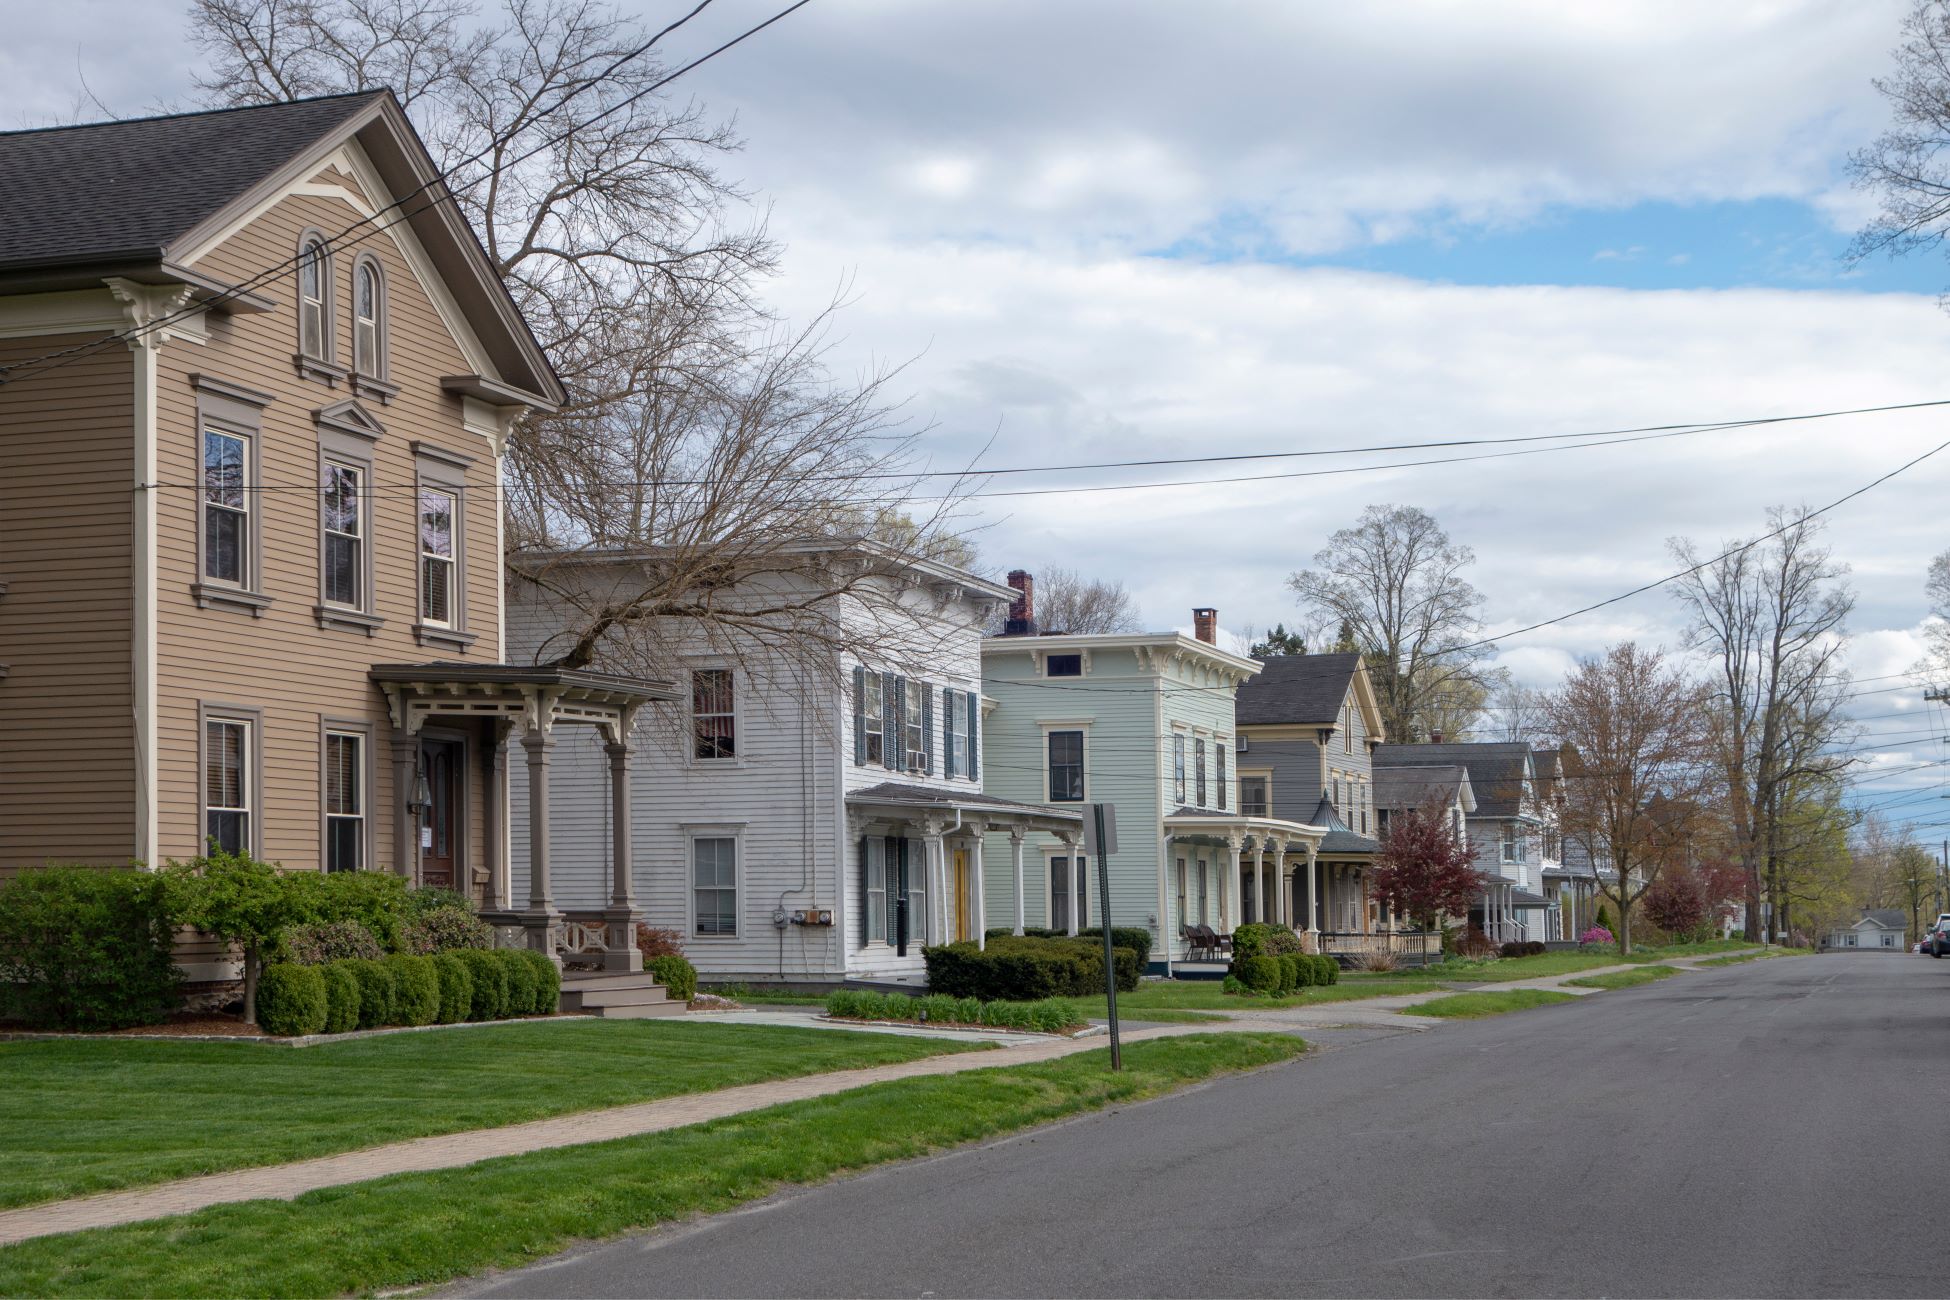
[558,971,687,1019]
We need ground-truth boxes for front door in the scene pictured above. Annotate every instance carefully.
[419,737,462,890]
[953,849,970,942]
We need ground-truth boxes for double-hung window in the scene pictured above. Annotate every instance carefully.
[204,716,252,854]
[298,236,330,362]
[1241,776,1268,817]
[352,258,384,379]
[1048,730,1085,802]
[693,836,737,936]
[1173,733,1186,804]
[203,429,249,587]
[320,461,362,608]
[418,486,458,626]
[863,838,887,944]
[1176,859,1187,928]
[1194,738,1207,808]
[904,678,926,770]
[1501,824,1521,864]
[1050,854,1087,931]
[1216,739,1228,811]
[945,688,972,778]
[692,669,735,760]
[861,670,884,765]
[324,730,363,871]
[1196,860,1209,925]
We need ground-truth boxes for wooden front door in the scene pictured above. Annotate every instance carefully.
[419,737,462,890]
[953,849,970,942]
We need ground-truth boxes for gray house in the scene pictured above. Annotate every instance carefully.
[1233,654,1436,959]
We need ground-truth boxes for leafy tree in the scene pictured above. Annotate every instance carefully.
[1250,623,1309,657]
[163,850,309,1025]
[1286,505,1495,742]
[1370,801,1482,935]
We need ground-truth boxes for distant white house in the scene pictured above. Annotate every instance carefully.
[1824,909,1907,952]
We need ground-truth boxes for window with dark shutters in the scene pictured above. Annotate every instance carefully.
[967,691,980,781]
[943,689,958,778]
[921,683,934,775]
[852,665,868,764]
[883,674,901,770]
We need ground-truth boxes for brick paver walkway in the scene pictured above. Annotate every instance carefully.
[0,1021,1221,1247]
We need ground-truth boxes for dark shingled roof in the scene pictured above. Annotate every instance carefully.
[1307,795,1378,857]
[1857,909,1907,931]
[1373,763,1470,811]
[0,93,382,272]
[1370,741,1534,818]
[1234,652,1363,726]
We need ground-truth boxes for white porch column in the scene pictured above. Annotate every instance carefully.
[930,828,950,943]
[1010,824,1027,936]
[1304,844,1319,944]
[1256,843,1270,926]
[968,824,987,951]
[1058,830,1081,936]
[1270,840,1287,926]
[1224,834,1242,930]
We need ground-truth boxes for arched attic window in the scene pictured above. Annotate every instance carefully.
[352,255,386,380]
[296,233,333,363]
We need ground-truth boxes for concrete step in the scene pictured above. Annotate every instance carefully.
[571,985,672,1009]
[558,970,684,1017]
[584,999,689,1019]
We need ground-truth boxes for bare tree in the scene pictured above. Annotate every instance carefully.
[1669,508,1855,942]
[1490,678,1554,747]
[1545,643,1714,954]
[994,566,1143,636]
[1287,505,1495,742]
[1847,1,1950,301]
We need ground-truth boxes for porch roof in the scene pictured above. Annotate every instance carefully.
[369,662,678,738]
[1502,887,1550,907]
[847,781,1083,834]
[1163,810,1324,848]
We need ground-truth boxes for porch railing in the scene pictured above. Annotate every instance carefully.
[1315,930,1441,958]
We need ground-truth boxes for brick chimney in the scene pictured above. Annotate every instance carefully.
[1004,570,1037,636]
[1192,607,1217,644]
[1429,730,1444,744]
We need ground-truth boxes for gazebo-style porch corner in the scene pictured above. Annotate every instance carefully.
[370,663,679,971]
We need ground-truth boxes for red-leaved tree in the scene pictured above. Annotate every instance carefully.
[1642,867,1709,939]
[1371,800,1483,934]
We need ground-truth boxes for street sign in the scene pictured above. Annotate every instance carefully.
[1083,802,1117,857]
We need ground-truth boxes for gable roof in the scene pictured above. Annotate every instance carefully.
[1855,909,1907,932]
[0,93,561,408]
[1234,653,1363,726]
[1370,741,1534,818]
[0,94,379,276]
[1373,763,1476,814]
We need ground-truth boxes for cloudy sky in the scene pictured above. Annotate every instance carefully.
[12,1,1950,830]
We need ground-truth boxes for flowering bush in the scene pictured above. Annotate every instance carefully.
[279,919,383,965]
[1578,925,1615,948]
[634,925,687,959]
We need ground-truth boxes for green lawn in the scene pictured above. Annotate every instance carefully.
[1057,979,1441,1023]
[1695,948,1811,966]
[0,1019,983,1210]
[0,1033,1304,1300]
[702,983,829,1006]
[1401,989,1579,1019]
[1566,964,1682,990]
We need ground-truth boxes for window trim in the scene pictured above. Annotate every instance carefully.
[1194,737,1207,808]
[293,229,348,386]
[685,825,744,939]
[1044,652,1084,678]
[320,719,374,873]
[349,253,399,403]
[1173,731,1187,805]
[1046,848,1089,931]
[862,835,888,947]
[188,375,273,616]
[1042,723,1089,804]
[1239,770,1271,818]
[903,677,927,772]
[313,412,383,633]
[198,702,262,857]
[1216,736,1228,812]
[411,449,475,651]
[690,666,738,765]
[860,669,885,766]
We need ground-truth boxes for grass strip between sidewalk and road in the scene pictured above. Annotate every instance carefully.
[0,1033,1304,1300]
[1566,965,1683,990]
[1057,979,1441,1023]
[1695,949,1809,966]
[1401,989,1579,1019]
[0,1020,984,1211]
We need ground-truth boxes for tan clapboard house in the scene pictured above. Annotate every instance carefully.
[0,94,670,983]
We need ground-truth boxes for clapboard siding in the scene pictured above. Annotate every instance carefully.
[0,332,136,872]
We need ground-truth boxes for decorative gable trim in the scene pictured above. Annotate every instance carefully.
[312,397,385,442]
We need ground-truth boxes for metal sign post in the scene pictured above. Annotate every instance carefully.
[1086,802,1121,1070]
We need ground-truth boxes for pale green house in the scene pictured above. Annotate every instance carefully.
[979,579,1326,972]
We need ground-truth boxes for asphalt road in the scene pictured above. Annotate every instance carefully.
[460,954,1947,1298]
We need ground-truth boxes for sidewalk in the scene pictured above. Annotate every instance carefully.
[0,1020,1228,1248]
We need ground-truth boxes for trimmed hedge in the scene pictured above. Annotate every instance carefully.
[1277,953,1301,993]
[320,962,361,1034]
[383,954,440,1026]
[256,963,328,1037]
[1311,954,1339,985]
[339,958,397,1030]
[825,989,1081,1034]
[1232,954,1282,992]
[1499,940,1548,959]
[1231,922,1303,960]
[924,936,1139,1000]
[650,953,697,1003]
[1078,926,1155,971]
[455,948,510,1021]
[430,952,473,1024]
[501,949,540,1017]
[0,866,181,1030]
[507,948,559,1015]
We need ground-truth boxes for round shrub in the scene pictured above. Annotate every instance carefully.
[650,953,697,1002]
[0,865,181,1030]
[1236,954,1282,992]
[456,948,509,1020]
[499,947,539,1016]
[1313,954,1340,986]
[399,906,492,956]
[340,958,398,1029]
[383,954,439,1026]
[320,961,361,1034]
[256,963,328,1037]
[509,948,560,1015]
[279,919,383,966]
[430,952,473,1023]
[406,886,474,915]
[1277,953,1302,993]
